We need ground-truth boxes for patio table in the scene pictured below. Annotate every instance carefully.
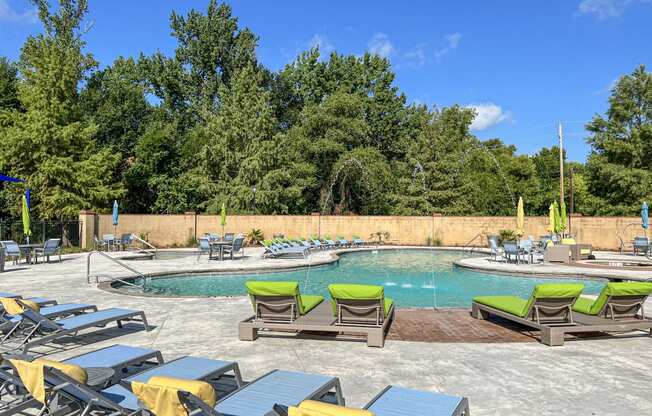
[209,241,233,261]
[19,243,42,265]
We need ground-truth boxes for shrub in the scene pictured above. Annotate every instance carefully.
[498,229,516,245]
[246,228,264,246]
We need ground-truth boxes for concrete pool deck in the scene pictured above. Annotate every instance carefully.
[1,247,651,415]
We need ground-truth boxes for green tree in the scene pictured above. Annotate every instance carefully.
[585,65,652,215]
[0,58,21,111]
[0,0,122,219]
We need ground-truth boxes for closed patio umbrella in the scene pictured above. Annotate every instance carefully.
[22,194,31,244]
[560,201,568,236]
[547,203,555,233]
[220,202,227,236]
[552,201,562,234]
[515,196,525,237]
[112,200,119,235]
[642,202,649,233]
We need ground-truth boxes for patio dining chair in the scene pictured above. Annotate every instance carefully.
[633,236,649,256]
[223,236,245,260]
[487,237,503,262]
[503,241,521,263]
[34,239,62,263]
[224,233,235,243]
[1,241,22,265]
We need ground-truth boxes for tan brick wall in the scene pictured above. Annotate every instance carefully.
[82,212,645,250]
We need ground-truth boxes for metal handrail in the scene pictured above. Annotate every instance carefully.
[462,233,484,251]
[130,234,157,255]
[86,250,145,287]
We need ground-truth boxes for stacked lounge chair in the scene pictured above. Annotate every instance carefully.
[240,282,395,347]
[472,282,652,346]
[262,240,309,258]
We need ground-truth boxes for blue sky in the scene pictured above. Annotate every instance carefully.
[1,0,651,162]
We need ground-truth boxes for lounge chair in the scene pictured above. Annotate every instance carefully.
[1,241,22,265]
[0,307,151,353]
[323,238,336,249]
[328,284,395,327]
[1,298,97,328]
[560,237,593,260]
[572,282,652,320]
[245,281,323,322]
[277,385,469,416]
[0,294,57,307]
[101,356,243,411]
[310,238,323,250]
[240,283,393,347]
[176,369,344,416]
[223,236,245,260]
[472,284,584,345]
[352,236,365,247]
[337,236,350,247]
[0,344,165,415]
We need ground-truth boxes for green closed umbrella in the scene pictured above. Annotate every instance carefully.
[559,201,568,235]
[552,201,562,234]
[220,202,227,236]
[22,194,31,244]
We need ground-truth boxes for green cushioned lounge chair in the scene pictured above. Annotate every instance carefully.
[572,282,652,320]
[245,281,323,323]
[328,284,394,327]
[472,283,584,326]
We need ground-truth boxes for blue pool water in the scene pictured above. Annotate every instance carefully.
[134,249,604,308]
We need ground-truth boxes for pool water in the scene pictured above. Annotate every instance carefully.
[133,249,604,308]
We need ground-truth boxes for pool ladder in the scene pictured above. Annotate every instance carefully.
[86,250,146,287]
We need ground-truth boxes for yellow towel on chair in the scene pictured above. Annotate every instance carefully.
[132,376,216,416]
[0,298,40,315]
[9,358,87,404]
[289,400,374,416]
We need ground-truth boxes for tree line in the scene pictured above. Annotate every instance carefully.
[0,0,650,220]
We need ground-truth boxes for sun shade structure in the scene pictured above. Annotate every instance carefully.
[560,201,567,234]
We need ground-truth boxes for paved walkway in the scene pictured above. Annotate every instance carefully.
[1,248,651,415]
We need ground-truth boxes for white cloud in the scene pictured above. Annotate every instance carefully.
[577,0,650,20]
[308,33,334,54]
[467,103,512,131]
[434,33,462,60]
[0,0,37,23]
[367,33,394,58]
[404,44,427,68]
[594,77,619,95]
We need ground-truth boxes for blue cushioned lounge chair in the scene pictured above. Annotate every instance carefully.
[1,308,151,353]
[101,356,243,410]
[176,369,344,416]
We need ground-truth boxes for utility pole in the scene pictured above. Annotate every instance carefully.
[558,122,565,208]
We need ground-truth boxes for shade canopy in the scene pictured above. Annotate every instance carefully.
[112,200,119,226]
[559,201,568,234]
[642,202,649,230]
[515,197,525,237]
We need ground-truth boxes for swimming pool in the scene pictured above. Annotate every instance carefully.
[123,249,605,308]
